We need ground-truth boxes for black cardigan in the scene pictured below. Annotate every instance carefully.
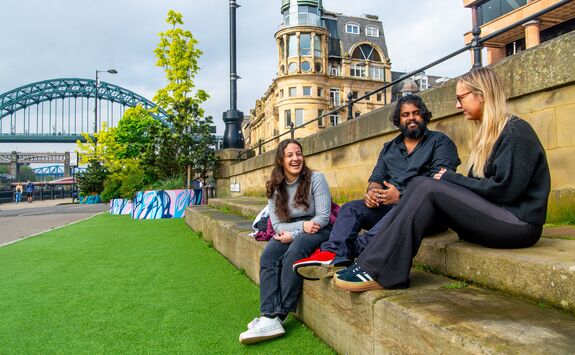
[442,116,550,225]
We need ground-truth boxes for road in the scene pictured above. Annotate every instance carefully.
[0,200,109,247]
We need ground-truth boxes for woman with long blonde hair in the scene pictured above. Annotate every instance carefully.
[333,67,551,292]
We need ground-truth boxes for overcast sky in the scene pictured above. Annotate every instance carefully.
[0,0,472,153]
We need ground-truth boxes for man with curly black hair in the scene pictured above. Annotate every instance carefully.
[293,94,461,280]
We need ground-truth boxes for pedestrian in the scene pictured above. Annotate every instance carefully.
[15,182,23,203]
[334,67,550,292]
[25,180,35,203]
[239,138,332,344]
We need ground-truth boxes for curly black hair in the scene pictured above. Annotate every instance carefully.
[390,94,432,127]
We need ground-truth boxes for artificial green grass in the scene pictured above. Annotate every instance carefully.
[0,214,334,354]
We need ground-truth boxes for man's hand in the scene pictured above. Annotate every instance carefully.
[303,221,320,234]
[364,188,384,208]
[433,167,447,180]
[273,230,293,244]
[381,181,400,205]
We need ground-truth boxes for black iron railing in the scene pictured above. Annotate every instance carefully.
[238,0,572,159]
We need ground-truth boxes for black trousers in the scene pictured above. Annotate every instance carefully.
[357,177,542,289]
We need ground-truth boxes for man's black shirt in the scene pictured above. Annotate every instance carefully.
[368,129,460,192]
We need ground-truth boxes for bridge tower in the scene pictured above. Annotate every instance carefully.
[10,151,19,181]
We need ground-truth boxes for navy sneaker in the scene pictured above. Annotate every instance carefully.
[334,263,383,292]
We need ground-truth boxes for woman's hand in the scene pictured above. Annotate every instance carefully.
[303,221,320,234]
[433,168,447,180]
[273,230,294,244]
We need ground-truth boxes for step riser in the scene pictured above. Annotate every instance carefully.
[415,234,575,312]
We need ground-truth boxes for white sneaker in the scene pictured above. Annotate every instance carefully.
[239,316,285,344]
[247,314,287,329]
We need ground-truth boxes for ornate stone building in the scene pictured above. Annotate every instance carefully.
[244,0,392,151]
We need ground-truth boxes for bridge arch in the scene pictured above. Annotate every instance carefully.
[0,78,168,142]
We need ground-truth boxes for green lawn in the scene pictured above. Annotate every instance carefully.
[0,213,333,354]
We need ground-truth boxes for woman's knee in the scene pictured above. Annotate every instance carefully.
[260,241,284,269]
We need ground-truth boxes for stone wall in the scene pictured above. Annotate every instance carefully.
[216,31,575,212]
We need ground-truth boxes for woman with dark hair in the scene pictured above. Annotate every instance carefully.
[334,67,550,292]
[240,139,331,344]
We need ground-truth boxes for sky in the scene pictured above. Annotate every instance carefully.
[0,0,473,154]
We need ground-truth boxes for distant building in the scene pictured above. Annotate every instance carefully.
[390,71,450,102]
[463,0,575,65]
[244,0,392,151]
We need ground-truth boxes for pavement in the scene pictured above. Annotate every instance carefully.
[0,199,109,247]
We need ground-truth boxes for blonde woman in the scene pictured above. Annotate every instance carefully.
[334,67,550,292]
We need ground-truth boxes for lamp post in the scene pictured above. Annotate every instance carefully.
[222,0,245,149]
[94,69,118,134]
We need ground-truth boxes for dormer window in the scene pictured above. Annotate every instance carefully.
[345,23,360,35]
[365,26,379,37]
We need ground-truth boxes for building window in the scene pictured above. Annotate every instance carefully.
[288,62,298,73]
[330,114,340,126]
[365,92,371,101]
[318,109,324,127]
[329,64,340,76]
[300,33,311,56]
[279,39,284,58]
[352,44,382,62]
[295,108,304,126]
[345,23,360,34]
[284,109,292,128]
[303,86,312,96]
[314,62,322,73]
[352,91,359,99]
[279,89,284,98]
[288,35,298,57]
[317,87,323,97]
[280,65,285,74]
[355,111,361,118]
[365,26,379,37]
[350,64,366,78]
[376,93,382,101]
[301,61,312,72]
[289,87,297,97]
[314,37,321,57]
[369,66,384,79]
[330,88,340,106]
[416,76,429,90]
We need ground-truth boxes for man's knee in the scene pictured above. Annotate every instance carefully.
[338,199,367,217]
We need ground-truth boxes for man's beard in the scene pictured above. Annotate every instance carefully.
[399,120,426,139]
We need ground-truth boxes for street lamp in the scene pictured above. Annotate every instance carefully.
[94,69,118,134]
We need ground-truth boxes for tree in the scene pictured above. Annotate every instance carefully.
[77,160,108,195]
[153,10,214,181]
[19,166,37,182]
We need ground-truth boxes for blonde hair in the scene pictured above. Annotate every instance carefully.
[458,68,510,177]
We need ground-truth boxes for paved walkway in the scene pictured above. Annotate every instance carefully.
[0,200,109,247]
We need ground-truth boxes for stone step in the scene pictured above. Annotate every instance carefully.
[206,197,575,313]
[185,204,575,354]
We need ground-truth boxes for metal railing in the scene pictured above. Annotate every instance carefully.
[238,0,572,159]
[0,186,74,204]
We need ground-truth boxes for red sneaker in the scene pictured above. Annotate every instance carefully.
[293,250,341,280]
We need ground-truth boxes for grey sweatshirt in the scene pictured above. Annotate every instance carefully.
[268,171,331,238]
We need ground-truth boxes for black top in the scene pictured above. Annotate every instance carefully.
[442,116,550,225]
[369,129,461,193]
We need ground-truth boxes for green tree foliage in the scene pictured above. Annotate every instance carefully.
[77,160,108,195]
[153,10,215,179]
[19,166,37,182]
